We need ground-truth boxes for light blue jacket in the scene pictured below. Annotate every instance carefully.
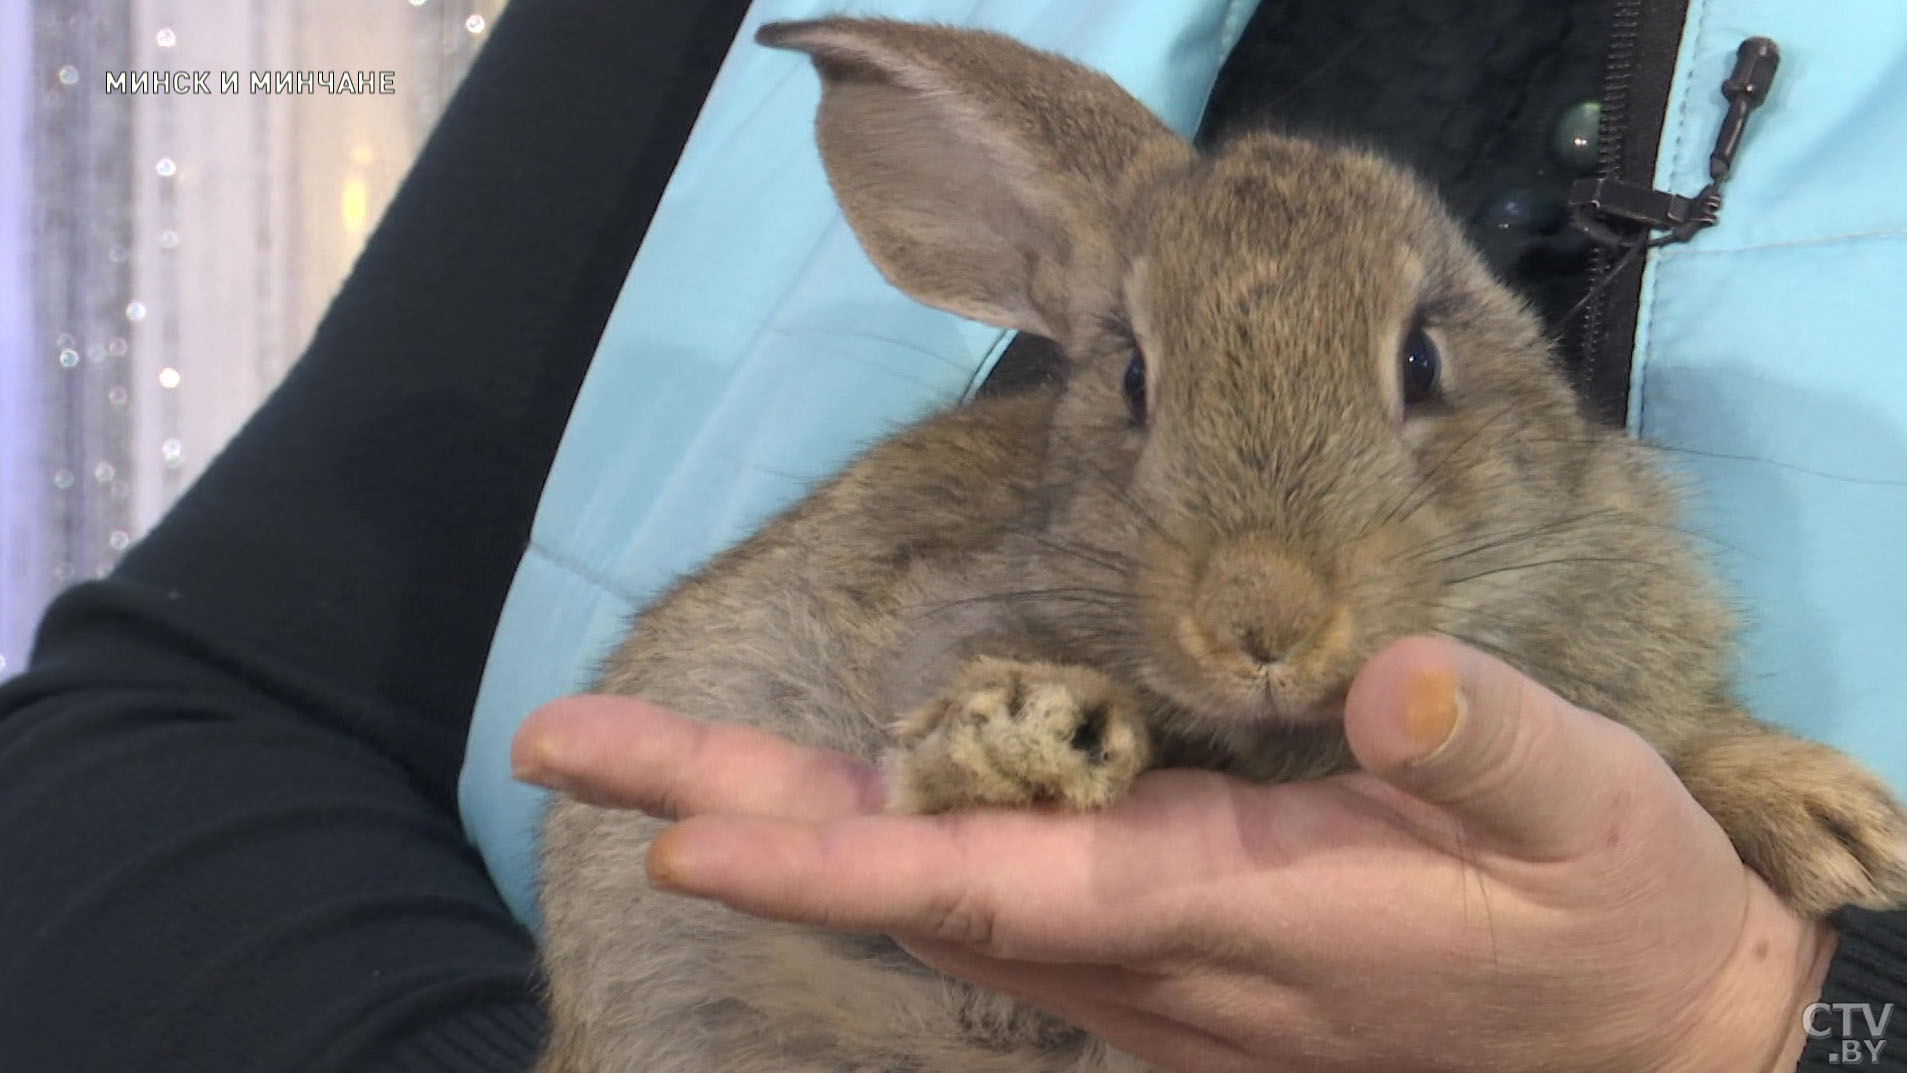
[461,0,1907,927]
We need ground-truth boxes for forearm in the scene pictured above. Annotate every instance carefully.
[0,610,545,1071]
[0,0,754,1068]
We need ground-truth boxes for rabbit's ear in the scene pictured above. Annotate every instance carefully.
[759,18,1187,340]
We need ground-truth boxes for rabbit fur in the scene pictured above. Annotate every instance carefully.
[532,18,1907,1073]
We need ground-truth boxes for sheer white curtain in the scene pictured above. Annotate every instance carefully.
[1,0,509,675]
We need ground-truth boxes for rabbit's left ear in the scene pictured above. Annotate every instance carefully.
[760,18,1189,342]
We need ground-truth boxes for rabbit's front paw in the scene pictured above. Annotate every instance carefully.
[883,658,1152,814]
[1677,732,1907,917]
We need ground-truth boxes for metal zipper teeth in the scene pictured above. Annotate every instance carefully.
[1580,0,1690,426]
[1581,0,1642,421]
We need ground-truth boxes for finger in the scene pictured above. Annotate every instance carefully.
[512,695,886,821]
[645,806,1189,962]
[1342,635,1663,859]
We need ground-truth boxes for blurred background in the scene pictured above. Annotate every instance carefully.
[0,0,509,676]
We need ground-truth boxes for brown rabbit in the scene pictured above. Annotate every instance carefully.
[533,17,1907,1073]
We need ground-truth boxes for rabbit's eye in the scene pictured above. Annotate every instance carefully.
[1400,328,1441,407]
[1123,350,1148,426]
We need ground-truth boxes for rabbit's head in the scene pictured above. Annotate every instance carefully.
[764,19,1728,747]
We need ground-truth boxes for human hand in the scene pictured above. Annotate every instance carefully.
[513,637,1833,1073]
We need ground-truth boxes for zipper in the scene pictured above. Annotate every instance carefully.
[1576,0,1692,426]
[1573,20,1780,428]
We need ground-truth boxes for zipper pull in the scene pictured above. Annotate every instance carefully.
[1567,178,1700,245]
[1710,36,1780,183]
[1569,36,1780,248]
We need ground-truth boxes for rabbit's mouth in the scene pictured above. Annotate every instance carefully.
[1140,611,1365,729]
[1255,684,1352,726]
[1130,526,1439,730]
[1220,676,1354,729]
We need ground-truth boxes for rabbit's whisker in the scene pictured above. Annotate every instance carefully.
[1441,555,1673,588]
[1055,429,1193,556]
[1448,820,1500,972]
[907,588,1133,619]
[1418,508,1638,562]
[1429,620,1623,709]
[1374,403,1526,531]
[1518,435,1907,489]
[1024,535,1133,575]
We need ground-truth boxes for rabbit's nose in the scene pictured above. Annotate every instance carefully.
[1237,625,1277,666]
[1187,540,1337,672]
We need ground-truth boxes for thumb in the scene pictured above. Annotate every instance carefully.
[1343,635,1655,858]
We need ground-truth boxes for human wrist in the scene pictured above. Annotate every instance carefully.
[1767,924,1838,1073]
[1663,886,1833,1073]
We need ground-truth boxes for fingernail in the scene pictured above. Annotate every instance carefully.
[646,826,700,895]
[1400,666,1464,764]
[511,736,570,790]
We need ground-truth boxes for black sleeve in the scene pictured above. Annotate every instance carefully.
[0,2,751,1070]
[1797,909,1907,1072]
